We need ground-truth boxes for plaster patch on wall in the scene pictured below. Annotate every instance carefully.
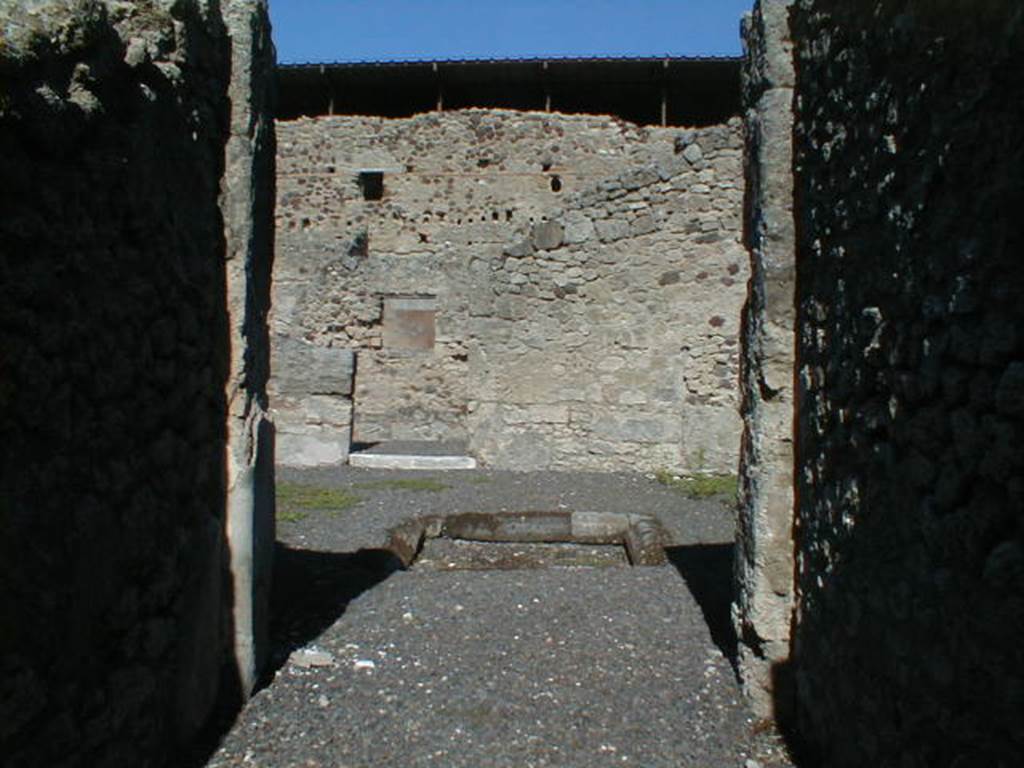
[382,296,437,351]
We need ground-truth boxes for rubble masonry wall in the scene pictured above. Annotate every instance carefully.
[726,0,1024,761]
[790,0,1024,763]
[0,2,274,765]
[274,111,747,473]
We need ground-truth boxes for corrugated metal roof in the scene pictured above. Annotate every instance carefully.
[278,54,741,69]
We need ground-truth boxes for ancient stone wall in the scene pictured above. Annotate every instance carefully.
[274,110,747,473]
[733,0,797,720]
[787,0,1024,763]
[0,2,274,766]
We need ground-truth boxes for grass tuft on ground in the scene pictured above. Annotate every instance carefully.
[355,478,449,492]
[277,482,362,522]
[654,468,738,500]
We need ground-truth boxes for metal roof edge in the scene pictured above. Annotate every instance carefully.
[278,54,742,69]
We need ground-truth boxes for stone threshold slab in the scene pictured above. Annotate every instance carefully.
[348,453,477,470]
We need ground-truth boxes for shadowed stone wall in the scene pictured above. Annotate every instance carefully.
[274,111,747,473]
[788,1,1024,763]
[737,0,1024,760]
[0,2,274,765]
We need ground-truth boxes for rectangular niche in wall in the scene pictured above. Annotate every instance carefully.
[382,296,437,351]
[358,170,384,201]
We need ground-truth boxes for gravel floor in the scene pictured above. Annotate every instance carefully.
[202,466,794,768]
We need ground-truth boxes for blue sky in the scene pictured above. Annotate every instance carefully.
[269,1,753,64]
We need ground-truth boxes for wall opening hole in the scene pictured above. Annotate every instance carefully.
[542,162,552,172]
[358,170,384,201]
[550,175,563,193]
[348,232,369,258]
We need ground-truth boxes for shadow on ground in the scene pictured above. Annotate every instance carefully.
[265,543,402,681]
[664,543,738,666]
[180,543,400,767]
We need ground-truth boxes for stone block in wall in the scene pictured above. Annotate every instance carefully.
[504,404,570,425]
[274,396,352,467]
[563,212,595,244]
[531,220,565,250]
[273,337,355,396]
[680,404,743,474]
[593,413,682,443]
[594,218,630,243]
[629,213,659,237]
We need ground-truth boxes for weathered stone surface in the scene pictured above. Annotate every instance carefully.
[570,511,630,541]
[277,427,350,467]
[682,143,704,165]
[531,220,565,250]
[274,111,747,474]
[276,110,749,473]
[274,396,352,467]
[503,239,534,257]
[563,211,596,244]
[272,338,355,396]
[348,452,477,470]
[0,1,275,766]
[733,0,798,721]
[221,0,276,705]
[594,217,631,243]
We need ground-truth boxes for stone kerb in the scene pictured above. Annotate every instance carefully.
[385,511,669,569]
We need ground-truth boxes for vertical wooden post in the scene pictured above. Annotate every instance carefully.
[661,59,669,127]
[433,62,444,112]
[320,64,334,116]
[543,60,551,112]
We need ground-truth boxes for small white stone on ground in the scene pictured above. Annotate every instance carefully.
[290,648,336,669]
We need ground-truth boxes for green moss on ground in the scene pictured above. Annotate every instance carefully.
[654,468,738,500]
[276,482,361,522]
[354,478,449,492]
